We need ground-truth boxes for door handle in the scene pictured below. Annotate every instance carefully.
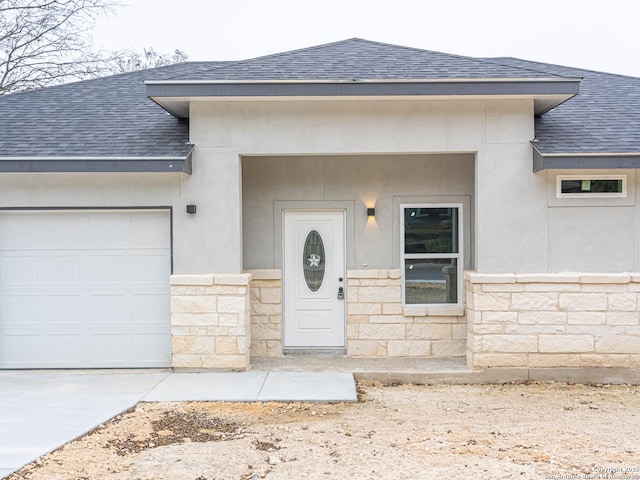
[337,286,344,300]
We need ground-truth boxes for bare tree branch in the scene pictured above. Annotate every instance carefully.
[0,0,189,94]
[0,0,116,94]
[111,47,188,74]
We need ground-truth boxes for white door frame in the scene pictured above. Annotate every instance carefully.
[282,209,346,351]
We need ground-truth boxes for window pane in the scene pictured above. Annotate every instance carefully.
[404,258,458,304]
[560,179,623,194]
[302,230,325,292]
[404,207,458,254]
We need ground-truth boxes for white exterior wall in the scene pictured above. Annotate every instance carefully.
[189,98,535,274]
[547,169,637,272]
[242,153,474,270]
[0,172,179,207]
[475,101,546,273]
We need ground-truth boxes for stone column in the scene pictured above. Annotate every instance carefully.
[170,273,251,370]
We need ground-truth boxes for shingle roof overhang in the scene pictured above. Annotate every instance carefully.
[0,150,193,173]
[146,78,580,118]
[532,145,640,172]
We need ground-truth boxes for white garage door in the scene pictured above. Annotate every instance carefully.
[0,210,172,369]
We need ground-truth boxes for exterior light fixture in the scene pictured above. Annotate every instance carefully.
[367,207,375,217]
[186,204,197,214]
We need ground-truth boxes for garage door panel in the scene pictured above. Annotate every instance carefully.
[132,214,172,248]
[132,255,171,282]
[89,214,132,249]
[39,215,82,249]
[90,295,130,324]
[42,295,81,324]
[2,295,38,325]
[90,334,130,364]
[89,254,130,283]
[133,294,170,324]
[133,334,171,363]
[3,334,40,363]
[1,255,38,284]
[0,210,171,369]
[2,333,82,365]
[45,334,82,363]
[0,216,37,249]
[41,256,80,284]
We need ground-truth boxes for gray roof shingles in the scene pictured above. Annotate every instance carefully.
[486,57,640,155]
[0,62,227,158]
[0,38,638,160]
[170,38,565,81]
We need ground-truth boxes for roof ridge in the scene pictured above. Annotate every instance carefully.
[348,38,495,62]
[487,56,640,80]
[481,56,579,79]
[344,39,570,79]
[170,38,569,81]
[168,38,368,80]
[271,37,543,70]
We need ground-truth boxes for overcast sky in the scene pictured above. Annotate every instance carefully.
[93,0,640,77]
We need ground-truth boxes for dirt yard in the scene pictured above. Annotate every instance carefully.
[7,382,640,480]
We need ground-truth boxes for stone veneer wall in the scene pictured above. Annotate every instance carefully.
[247,269,466,358]
[466,272,640,368]
[247,270,283,357]
[347,269,466,357]
[170,274,251,370]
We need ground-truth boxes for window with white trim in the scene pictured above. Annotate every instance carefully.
[401,204,462,306]
[556,175,626,198]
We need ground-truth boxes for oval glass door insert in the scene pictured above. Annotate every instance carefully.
[303,230,325,292]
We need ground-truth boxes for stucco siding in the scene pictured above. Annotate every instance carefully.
[177,148,244,273]
[0,172,179,206]
[189,97,535,274]
[545,169,638,273]
[242,153,474,270]
[191,99,489,154]
[549,207,634,272]
[475,144,549,273]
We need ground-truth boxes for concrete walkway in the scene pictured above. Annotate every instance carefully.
[144,371,356,402]
[0,371,356,478]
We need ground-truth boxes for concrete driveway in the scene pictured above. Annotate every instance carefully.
[0,372,169,478]
[0,370,356,478]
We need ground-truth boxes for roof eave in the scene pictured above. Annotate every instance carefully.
[0,151,193,174]
[532,144,640,172]
[147,79,580,118]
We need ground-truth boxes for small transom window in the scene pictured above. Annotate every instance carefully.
[557,175,626,198]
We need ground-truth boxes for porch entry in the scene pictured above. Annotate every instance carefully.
[283,210,346,350]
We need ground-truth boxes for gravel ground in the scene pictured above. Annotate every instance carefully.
[7,381,640,480]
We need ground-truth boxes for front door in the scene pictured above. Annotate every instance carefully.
[283,211,346,349]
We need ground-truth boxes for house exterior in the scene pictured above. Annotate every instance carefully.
[1,38,640,372]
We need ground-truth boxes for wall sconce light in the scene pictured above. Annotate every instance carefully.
[186,204,197,214]
[367,207,375,217]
